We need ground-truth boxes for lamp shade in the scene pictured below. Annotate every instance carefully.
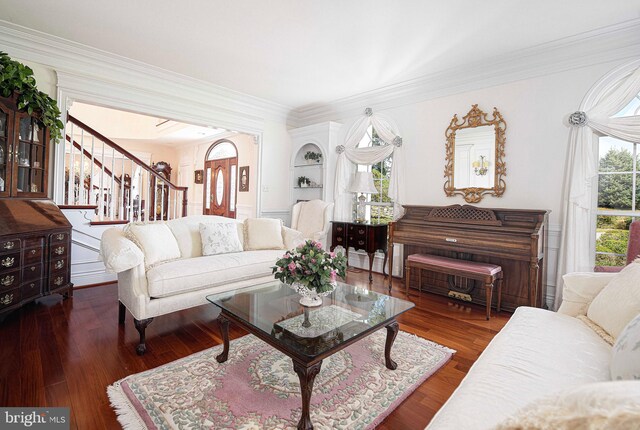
[348,171,378,194]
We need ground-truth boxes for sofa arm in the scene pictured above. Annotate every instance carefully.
[101,227,145,274]
[282,226,305,249]
[557,272,616,317]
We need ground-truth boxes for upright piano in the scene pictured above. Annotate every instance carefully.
[389,204,549,311]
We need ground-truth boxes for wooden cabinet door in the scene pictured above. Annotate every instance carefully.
[0,102,13,198]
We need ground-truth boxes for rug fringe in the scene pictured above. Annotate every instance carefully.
[107,382,147,430]
[403,331,457,354]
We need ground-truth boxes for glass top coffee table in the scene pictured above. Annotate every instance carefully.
[206,280,414,430]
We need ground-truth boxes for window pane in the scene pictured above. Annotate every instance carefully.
[370,205,394,224]
[598,173,633,210]
[207,142,237,160]
[612,95,640,118]
[595,215,631,267]
[598,137,633,172]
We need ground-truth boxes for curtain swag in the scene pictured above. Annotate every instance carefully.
[333,108,405,221]
[555,64,640,309]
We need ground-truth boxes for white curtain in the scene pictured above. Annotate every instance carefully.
[334,109,405,221]
[555,64,640,309]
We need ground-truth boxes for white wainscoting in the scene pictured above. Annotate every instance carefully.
[261,209,291,226]
[62,208,117,287]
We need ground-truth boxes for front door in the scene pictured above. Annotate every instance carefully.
[204,157,237,218]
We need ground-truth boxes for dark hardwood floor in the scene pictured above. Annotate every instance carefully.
[0,268,509,429]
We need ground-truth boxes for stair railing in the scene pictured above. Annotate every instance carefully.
[63,115,188,222]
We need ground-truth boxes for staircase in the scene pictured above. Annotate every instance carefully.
[62,115,188,223]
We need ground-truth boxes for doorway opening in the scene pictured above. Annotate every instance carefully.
[204,139,238,218]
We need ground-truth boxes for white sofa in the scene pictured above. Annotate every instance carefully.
[425,272,617,430]
[101,215,303,355]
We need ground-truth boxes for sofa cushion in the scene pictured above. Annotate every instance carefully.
[126,223,181,268]
[167,215,244,258]
[146,250,283,298]
[200,222,243,255]
[495,381,640,430]
[425,307,612,430]
[611,313,640,381]
[587,261,640,339]
[244,218,284,250]
[558,272,613,317]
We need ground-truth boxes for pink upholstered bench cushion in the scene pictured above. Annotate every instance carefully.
[407,253,502,276]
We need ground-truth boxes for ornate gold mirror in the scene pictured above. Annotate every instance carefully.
[444,104,506,203]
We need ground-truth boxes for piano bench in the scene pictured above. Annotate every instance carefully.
[405,254,503,320]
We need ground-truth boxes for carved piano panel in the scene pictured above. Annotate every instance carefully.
[389,205,549,312]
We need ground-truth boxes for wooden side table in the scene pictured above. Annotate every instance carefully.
[330,221,388,282]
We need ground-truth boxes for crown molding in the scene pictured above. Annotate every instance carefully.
[0,20,294,126]
[292,19,640,126]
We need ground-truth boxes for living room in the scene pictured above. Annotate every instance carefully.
[0,1,639,429]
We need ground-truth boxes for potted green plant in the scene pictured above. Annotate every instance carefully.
[297,176,311,188]
[0,51,64,142]
[304,151,322,164]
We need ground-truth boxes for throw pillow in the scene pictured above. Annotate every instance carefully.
[495,381,640,430]
[199,223,243,256]
[587,261,640,339]
[611,312,640,380]
[244,218,284,250]
[125,223,181,268]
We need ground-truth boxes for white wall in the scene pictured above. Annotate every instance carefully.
[314,60,625,306]
[175,133,260,218]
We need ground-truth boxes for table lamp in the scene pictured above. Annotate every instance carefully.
[349,171,378,223]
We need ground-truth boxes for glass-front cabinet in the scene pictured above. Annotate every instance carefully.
[0,95,49,198]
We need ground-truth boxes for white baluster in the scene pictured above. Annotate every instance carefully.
[110,147,115,220]
[79,129,85,204]
[129,159,134,222]
[120,154,125,220]
[69,122,75,204]
[99,138,105,221]
[89,134,95,206]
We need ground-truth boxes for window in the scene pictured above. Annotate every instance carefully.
[595,92,640,266]
[356,126,393,224]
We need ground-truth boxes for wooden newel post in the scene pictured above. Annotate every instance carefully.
[182,188,188,217]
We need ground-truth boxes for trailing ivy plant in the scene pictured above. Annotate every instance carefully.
[0,51,63,142]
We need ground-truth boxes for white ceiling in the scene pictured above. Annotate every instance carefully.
[2,1,640,108]
[69,102,229,145]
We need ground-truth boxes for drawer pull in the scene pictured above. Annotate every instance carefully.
[29,283,36,288]
[358,240,365,246]
[54,246,65,255]
[3,241,15,250]
[54,276,63,286]
[445,238,458,243]
[55,260,64,270]
[30,249,37,255]
[0,294,14,305]
[1,257,15,267]
[1,275,14,286]
[55,234,65,241]
[30,266,36,272]
[359,229,365,234]
[336,237,343,242]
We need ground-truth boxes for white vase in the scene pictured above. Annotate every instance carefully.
[291,281,336,307]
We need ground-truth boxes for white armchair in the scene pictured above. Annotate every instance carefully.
[290,200,334,247]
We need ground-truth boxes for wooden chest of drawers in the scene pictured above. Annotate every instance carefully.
[0,199,73,319]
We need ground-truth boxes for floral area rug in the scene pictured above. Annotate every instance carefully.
[107,329,454,429]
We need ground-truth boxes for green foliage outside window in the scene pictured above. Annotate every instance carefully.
[595,147,637,266]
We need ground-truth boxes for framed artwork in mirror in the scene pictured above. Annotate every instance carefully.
[194,169,204,184]
[444,104,506,203]
[239,166,249,192]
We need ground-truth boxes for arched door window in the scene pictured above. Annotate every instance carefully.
[204,139,238,218]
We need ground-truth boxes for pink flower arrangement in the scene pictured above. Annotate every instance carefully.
[272,240,347,294]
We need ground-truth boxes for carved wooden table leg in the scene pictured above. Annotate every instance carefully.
[134,317,153,355]
[385,320,399,370]
[216,314,230,363]
[293,360,322,430]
